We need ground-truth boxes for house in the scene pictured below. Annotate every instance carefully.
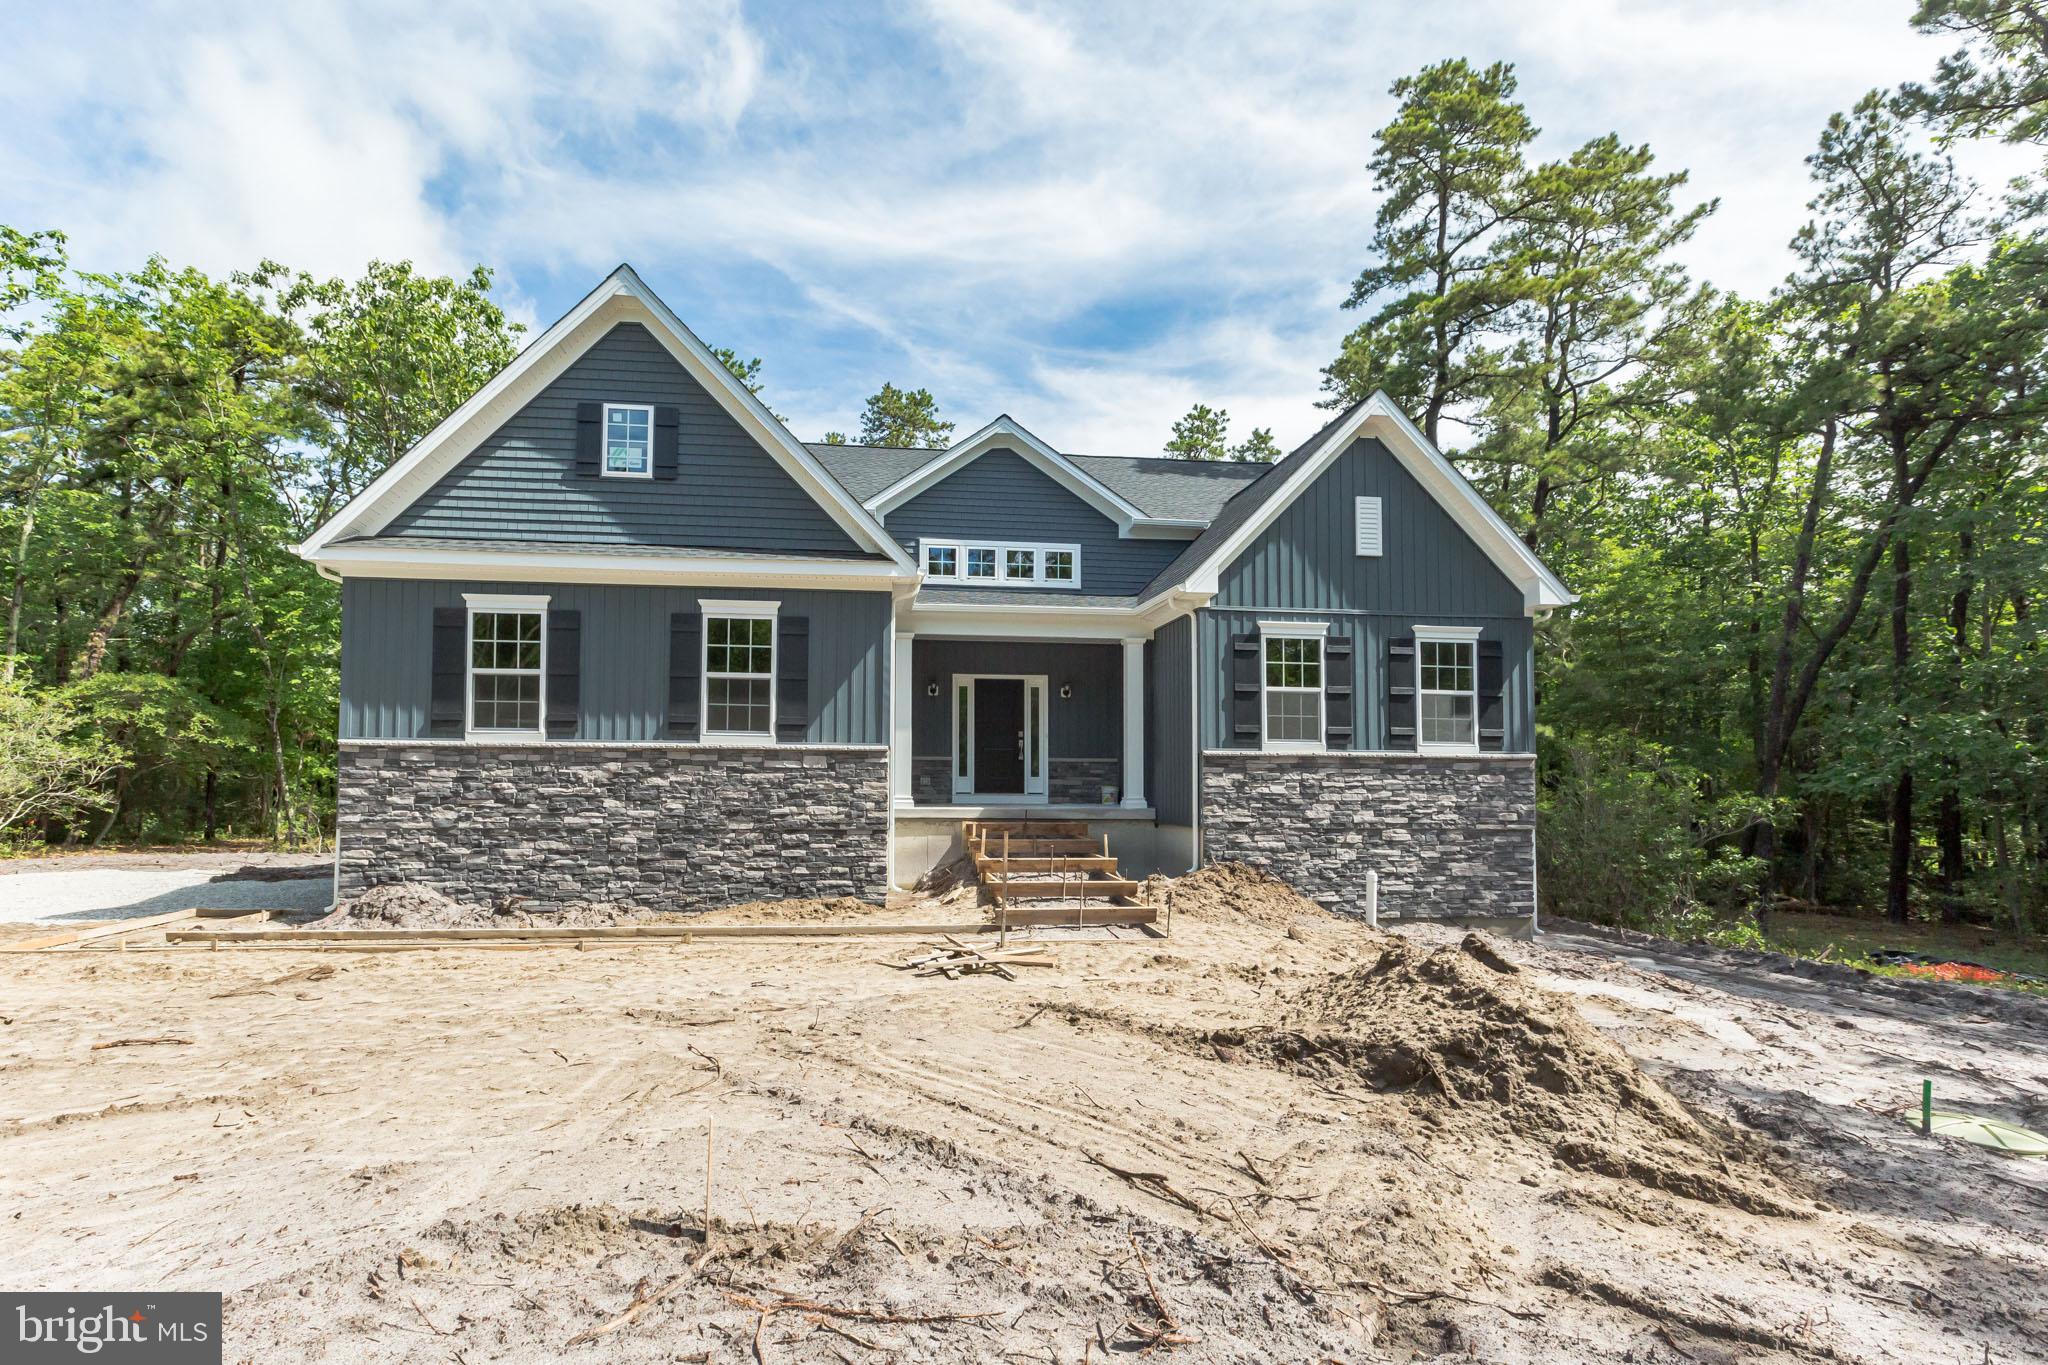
[299,266,1573,919]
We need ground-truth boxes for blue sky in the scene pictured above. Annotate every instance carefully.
[1,1,2028,454]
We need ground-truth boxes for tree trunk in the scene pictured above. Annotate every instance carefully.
[203,768,218,843]
[2,497,36,685]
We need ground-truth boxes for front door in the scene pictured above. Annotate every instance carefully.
[972,679,1025,795]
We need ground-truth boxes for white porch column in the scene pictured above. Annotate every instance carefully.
[891,632,915,808]
[1119,637,1147,809]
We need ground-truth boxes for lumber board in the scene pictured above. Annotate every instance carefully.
[166,920,1001,945]
[970,855,1120,874]
[8,907,204,952]
[987,878,1142,898]
[994,903,1157,927]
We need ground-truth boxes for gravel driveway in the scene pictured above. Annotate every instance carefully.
[0,851,333,925]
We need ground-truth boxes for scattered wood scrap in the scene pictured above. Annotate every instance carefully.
[897,940,1056,980]
[90,1036,194,1050]
[210,964,338,998]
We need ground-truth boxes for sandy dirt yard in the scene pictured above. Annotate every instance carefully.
[1,868,2043,1363]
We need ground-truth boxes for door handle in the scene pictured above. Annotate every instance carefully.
[1016,730,1024,759]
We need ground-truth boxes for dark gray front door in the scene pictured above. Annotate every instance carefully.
[973,679,1025,794]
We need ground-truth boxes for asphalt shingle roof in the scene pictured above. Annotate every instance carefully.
[803,442,1269,523]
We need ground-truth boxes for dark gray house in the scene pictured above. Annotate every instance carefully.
[301,266,1573,919]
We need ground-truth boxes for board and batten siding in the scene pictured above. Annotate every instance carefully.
[381,323,865,555]
[1148,614,1197,826]
[1197,436,1536,752]
[340,579,890,744]
[882,449,1185,597]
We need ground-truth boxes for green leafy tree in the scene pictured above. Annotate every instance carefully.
[858,382,953,449]
[0,677,118,839]
[1164,404,1278,461]
[709,345,783,421]
[1908,0,2048,143]
[1323,60,1537,443]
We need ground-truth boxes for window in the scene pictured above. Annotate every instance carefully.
[466,600,546,736]
[1417,631,1479,752]
[1261,626,1326,751]
[704,611,775,737]
[604,403,653,477]
[917,540,1081,589]
[1354,496,1383,557]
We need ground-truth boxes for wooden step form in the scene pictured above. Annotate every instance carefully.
[963,820,1144,906]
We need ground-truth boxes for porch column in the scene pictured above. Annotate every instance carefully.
[892,631,914,808]
[1120,637,1147,809]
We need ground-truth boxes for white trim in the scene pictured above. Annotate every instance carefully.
[464,599,550,741]
[340,738,886,752]
[461,592,552,610]
[918,538,1081,589]
[696,598,780,617]
[890,630,915,810]
[1414,626,1481,755]
[701,609,777,742]
[1201,747,1536,761]
[310,542,910,589]
[298,266,914,570]
[1168,392,1574,615]
[1259,627,1326,755]
[1119,638,1146,809]
[1256,618,1329,638]
[601,402,655,479]
[950,674,1050,801]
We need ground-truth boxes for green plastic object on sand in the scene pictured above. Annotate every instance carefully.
[1911,1110,2048,1156]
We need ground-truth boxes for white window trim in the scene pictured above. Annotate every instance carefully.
[700,599,778,742]
[461,593,551,741]
[918,539,1081,589]
[1258,620,1328,754]
[1414,625,1483,755]
[602,401,655,479]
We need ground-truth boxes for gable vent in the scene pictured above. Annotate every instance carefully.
[1354,496,1383,557]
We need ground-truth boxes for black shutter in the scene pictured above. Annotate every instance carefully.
[575,402,602,476]
[1323,634,1354,750]
[1386,635,1416,749]
[1230,633,1262,746]
[776,615,810,742]
[429,607,467,737]
[546,609,581,738]
[1477,637,1506,752]
[653,405,680,480]
[667,612,701,740]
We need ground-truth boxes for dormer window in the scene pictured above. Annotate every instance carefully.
[604,403,653,478]
[918,540,1082,589]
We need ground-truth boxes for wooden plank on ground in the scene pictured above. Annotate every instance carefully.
[166,920,1000,945]
[6,907,205,953]
[990,903,1157,927]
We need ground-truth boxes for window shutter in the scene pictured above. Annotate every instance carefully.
[1354,496,1383,557]
[1477,637,1506,752]
[429,607,467,737]
[545,609,581,738]
[1323,634,1354,750]
[667,612,701,740]
[1386,635,1416,749]
[654,405,680,480]
[575,402,602,477]
[775,615,810,743]
[1230,633,1262,746]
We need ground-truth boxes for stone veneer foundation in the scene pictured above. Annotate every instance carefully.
[1199,751,1536,919]
[336,742,889,910]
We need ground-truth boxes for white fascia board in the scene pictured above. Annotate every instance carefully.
[299,266,913,570]
[864,415,1158,533]
[310,542,910,591]
[904,599,1154,641]
[1181,392,1576,616]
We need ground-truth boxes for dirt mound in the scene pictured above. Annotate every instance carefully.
[312,884,666,929]
[692,895,881,924]
[1159,862,1338,929]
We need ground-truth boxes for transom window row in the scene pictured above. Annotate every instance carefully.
[920,540,1079,587]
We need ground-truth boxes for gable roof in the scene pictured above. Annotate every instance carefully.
[808,441,1266,522]
[1139,392,1575,614]
[299,266,913,570]
[860,415,1210,535]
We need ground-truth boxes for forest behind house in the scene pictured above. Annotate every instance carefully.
[1,1,2042,941]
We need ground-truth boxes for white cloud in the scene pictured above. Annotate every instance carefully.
[2,0,2030,453]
